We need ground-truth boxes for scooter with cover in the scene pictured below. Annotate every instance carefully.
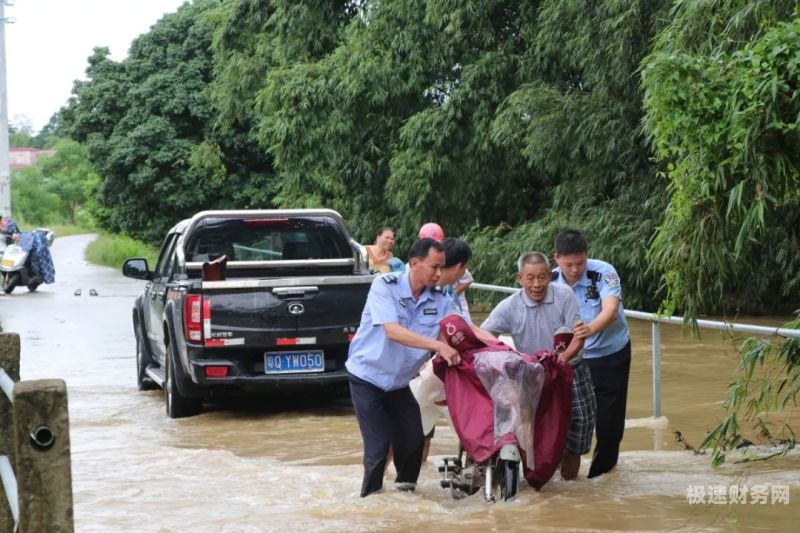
[432,315,574,501]
[0,228,56,294]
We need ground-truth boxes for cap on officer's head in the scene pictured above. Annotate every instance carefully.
[418,222,444,242]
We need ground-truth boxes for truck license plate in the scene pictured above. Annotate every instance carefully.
[264,350,324,374]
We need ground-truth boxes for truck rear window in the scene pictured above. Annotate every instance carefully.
[184,216,352,262]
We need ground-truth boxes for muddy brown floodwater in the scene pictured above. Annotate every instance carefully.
[1,234,798,532]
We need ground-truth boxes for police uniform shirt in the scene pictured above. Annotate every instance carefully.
[552,258,629,359]
[346,269,460,391]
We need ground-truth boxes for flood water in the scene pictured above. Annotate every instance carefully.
[1,235,798,532]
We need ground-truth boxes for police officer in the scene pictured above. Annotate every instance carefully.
[346,238,461,497]
[552,230,631,478]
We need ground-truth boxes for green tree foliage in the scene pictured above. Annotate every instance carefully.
[61,0,272,243]
[251,0,546,240]
[37,113,64,147]
[8,117,43,148]
[11,139,97,224]
[642,1,800,464]
[464,0,672,310]
[10,171,60,224]
[642,1,800,319]
[212,1,670,313]
[210,0,360,225]
[54,0,800,319]
[9,128,34,148]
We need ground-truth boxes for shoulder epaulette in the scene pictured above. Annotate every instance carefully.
[551,270,560,282]
[587,270,601,282]
[382,274,398,284]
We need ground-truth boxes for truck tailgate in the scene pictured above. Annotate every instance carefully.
[200,275,373,348]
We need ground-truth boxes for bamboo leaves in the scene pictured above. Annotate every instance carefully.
[643,4,800,319]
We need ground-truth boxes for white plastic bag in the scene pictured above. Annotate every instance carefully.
[474,350,544,469]
[410,362,446,434]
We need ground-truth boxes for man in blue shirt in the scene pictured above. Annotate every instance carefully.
[347,238,461,497]
[552,230,631,478]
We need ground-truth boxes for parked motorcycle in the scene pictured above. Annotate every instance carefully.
[0,228,56,294]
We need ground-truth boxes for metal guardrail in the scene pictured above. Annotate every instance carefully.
[471,282,800,419]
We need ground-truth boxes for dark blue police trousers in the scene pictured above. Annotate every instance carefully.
[349,374,424,497]
[585,340,631,478]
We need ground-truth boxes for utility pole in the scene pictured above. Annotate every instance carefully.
[0,2,10,217]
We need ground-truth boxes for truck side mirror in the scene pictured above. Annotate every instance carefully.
[123,258,152,280]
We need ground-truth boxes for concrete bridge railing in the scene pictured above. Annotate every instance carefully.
[0,332,74,533]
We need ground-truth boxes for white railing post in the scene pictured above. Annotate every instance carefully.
[1,333,20,532]
[651,321,661,419]
[0,455,18,528]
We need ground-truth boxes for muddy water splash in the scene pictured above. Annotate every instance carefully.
[2,235,798,532]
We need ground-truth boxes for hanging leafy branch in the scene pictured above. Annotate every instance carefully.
[700,313,800,466]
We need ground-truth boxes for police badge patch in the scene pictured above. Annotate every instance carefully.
[604,272,620,288]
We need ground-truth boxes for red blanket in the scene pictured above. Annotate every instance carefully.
[433,315,573,490]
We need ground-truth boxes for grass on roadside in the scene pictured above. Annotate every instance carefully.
[13,216,89,238]
[85,233,159,270]
[41,223,89,238]
[12,215,158,269]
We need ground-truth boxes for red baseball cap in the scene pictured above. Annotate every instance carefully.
[418,222,444,242]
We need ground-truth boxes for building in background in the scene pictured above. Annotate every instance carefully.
[9,147,54,170]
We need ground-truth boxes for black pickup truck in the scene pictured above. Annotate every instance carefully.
[122,209,373,418]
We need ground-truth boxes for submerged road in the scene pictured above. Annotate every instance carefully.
[0,234,798,532]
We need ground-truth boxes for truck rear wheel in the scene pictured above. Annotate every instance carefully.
[165,344,201,418]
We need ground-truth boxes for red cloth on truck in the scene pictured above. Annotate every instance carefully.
[433,314,573,490]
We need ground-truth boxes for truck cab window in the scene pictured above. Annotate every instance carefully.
[186,217,351,262]
[154,234,179,279]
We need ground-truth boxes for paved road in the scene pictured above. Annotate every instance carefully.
[1,234,143,386]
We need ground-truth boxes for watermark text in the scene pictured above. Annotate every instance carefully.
[686,484,790,505]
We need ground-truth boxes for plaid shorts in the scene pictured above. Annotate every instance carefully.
[565,361,597,455]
